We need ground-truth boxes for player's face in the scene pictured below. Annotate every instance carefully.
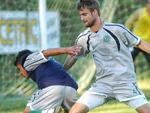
[17,64,29,79]
[79,8,96,27]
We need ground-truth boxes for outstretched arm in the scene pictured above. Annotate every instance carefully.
[42,45,80,58]
[63,55,77,71]
[137,40,150,53]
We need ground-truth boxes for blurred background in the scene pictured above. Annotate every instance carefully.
[0,0,149,113]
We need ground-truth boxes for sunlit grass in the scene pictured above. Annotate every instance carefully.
[89,100,150,113]
[89,101,136,113]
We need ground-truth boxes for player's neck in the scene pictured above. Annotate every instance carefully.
[90,18,104,33]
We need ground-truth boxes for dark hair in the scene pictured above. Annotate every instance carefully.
[14,49,33,66]
[77,0,100,16]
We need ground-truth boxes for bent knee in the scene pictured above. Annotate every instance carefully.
[136,103,150,113]
[23,106,31,113]
[69,102,89,113]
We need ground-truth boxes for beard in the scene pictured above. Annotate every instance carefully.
[85,16,96,27]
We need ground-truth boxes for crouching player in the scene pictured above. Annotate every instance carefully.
[14,45,80,113]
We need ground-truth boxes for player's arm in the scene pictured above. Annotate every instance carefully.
[125,8,142,29]
[137,40,150,54]
[63,44,87,71]
[42,45,80,58]
[63,55,77,71]
[63,32,89,71]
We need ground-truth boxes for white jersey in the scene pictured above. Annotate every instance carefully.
[76,22,141,85]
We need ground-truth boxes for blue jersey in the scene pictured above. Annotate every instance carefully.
[23,52,78,90]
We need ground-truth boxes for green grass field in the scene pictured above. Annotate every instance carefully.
[1,81,150,113]
[89,100,150,113]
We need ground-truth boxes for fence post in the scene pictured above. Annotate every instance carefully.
[39,0,48,50]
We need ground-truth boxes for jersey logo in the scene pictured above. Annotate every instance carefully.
[92,45,96,50]
[133,89,137,94]
[103,35,110,42]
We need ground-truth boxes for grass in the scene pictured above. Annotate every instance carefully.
[89,100,150,113]
[0,97,28,113]
[0,80,150,113]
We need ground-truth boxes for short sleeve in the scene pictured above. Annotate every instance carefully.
[118,24,141,47]
[23,51,48,71]
[75,33,89,57]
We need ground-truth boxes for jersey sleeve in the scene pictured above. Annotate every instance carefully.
[75,33,89,57]
[118,24,141,47]
[23,51,48,71]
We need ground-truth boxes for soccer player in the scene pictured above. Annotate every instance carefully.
[14,45,80,113]
[125,0,150,67]
[63,0,150,113]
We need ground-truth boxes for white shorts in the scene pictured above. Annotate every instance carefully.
[77,82,148,110]
[27,86,78,111]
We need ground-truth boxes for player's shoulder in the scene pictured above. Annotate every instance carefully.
[24,51,48,71]
[104,21,124,27]
[77,28,91,39]
[26,51,40,60]
[129,7,144,18]
[104,21,129,35]
[75,28,91,44]
[104,21,126,30]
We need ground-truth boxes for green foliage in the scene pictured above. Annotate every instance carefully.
[0,0,38,11]
[113,0,146,24]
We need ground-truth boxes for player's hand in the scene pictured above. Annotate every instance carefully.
[67,45,81,56]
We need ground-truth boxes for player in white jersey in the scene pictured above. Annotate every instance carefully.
[63,0,150,113]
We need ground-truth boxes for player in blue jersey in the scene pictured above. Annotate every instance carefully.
[14,45,80,113]
[63,0,150,113]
